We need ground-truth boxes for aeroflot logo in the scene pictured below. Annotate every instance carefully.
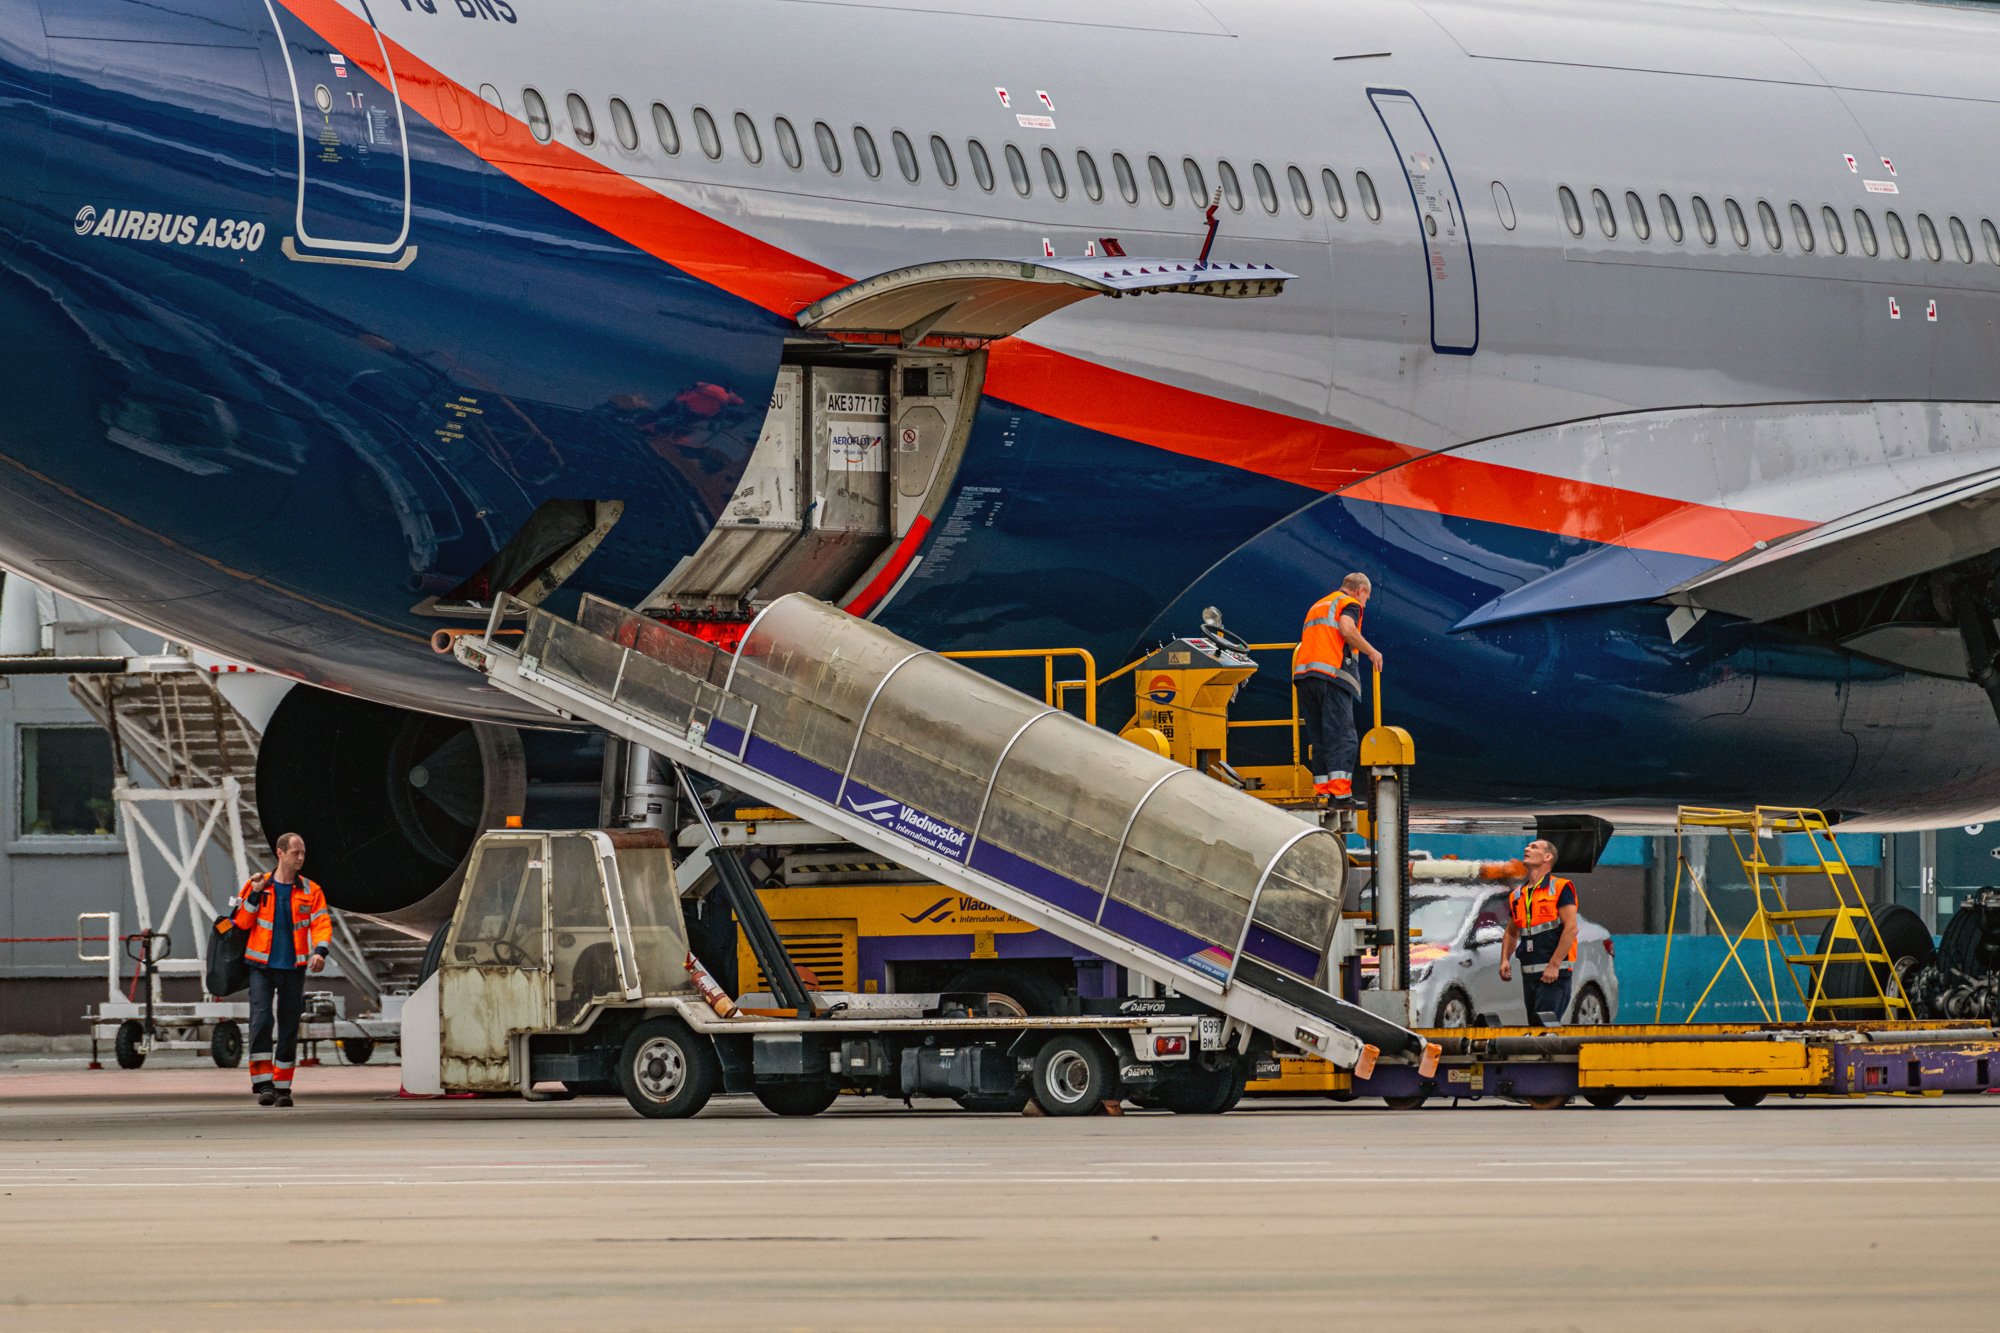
[75,206,266,252]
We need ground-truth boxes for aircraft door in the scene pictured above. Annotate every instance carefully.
[1367,89,1478,354]
[261,0,413,260]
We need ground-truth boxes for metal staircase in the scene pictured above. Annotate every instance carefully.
[453,593,1431,1071]
[69,662,427,1002]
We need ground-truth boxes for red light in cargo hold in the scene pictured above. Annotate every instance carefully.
[1153,1035,1188,1056]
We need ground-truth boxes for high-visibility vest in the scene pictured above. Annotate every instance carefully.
[1509,875,1578,964]
[230,873,333,967]
[1292,590,1364,692]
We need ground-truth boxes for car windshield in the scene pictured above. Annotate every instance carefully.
[1408,894,1474,946]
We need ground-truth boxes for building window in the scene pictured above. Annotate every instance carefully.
[1853,209,1879,256]
[930,135,956,186]
[1077,150,1103,202]
[814,121,841,173]
[1691,195,1716,246]
[1112,152,1138,204]
[853,126,881,178]
[523,87,551,142]
[608,97,638,151]
[693,107,722,160]
[566,93,595,147]
[1252,162,1278,213]
[1182,158,1207,206]
[1886,210,1911,259]
[1821,206,1846,255]
[1657,194,1682,243]
[653,104,680,154]
[775,117,803,169]
[1324,168,1348,219]
[892,130,920,182]
[1289,165,1314,217]
[1005,142,1031,195]
[1789,202,1814,252]
[735,112,763,164]
[1218,160,1243,212]
[1950,216,1974,263]
[1148,154,1174,207]
[1625,190,1650,240]
[1357,170,1381,220]
[1041,146,1066,198]
[1724,198,1750,247]
[1558,185,1584,236]
[968,139,994,191]
[19,726,116,837]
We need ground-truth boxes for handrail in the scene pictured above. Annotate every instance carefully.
[941,647,1098,725]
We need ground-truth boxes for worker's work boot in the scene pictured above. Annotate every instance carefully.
[272,1092,294,1108]
[256,1089,279,1107]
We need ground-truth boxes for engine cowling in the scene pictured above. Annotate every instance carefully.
[256,689,601,932]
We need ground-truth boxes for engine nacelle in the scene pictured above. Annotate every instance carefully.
[256,689,601,933]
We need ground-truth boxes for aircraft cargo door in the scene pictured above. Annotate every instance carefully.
[1368,89,1477,354]
[262,0,413,262]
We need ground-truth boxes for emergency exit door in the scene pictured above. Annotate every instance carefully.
[262,0,413,258]
[1368,89,1478,355]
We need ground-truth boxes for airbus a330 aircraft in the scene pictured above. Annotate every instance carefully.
[3,0,2000,914]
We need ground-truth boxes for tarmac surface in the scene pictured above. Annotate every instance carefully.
[2,1055,1996,1331]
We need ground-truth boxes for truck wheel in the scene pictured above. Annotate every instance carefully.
[618,1018,719,1119]
[954,1089,1033,1113]
[754,1081,841,1117]
[1381,1092,1429,1110]
[562,1079,621,1097]
[1724,1089,1768,1108]
[115,1020,146,1070]
[1030,1035,1116,1116]
[942,967,1064,1016]
[1152,1060,1248,1114]
[337,1036,375,1065]
[417,921,450,986]
[1583,1092,1625,1109]
[210,1021,243,1069]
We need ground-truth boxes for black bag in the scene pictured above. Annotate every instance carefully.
[206,878,263,997]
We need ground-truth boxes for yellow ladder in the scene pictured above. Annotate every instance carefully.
[1663,806,1911,1022]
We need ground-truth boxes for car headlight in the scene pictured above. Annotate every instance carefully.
[1408,962,1432,983]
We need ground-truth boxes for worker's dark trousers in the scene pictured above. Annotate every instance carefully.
[1296,676,1360,793]
[1520,968,1573,1028]
[247,965,307,1093]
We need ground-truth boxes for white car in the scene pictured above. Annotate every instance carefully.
[1372,886,1620,1028]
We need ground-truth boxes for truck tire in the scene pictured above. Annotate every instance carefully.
[1724,1089,1768,1108]
[115,1020,146,1070]
[210,1021,243,1069]
[337,1036,375,1065]
[1152,1060,1248,1114]
[617,1018,719,1119]
[1030,1034,1116,1116]
[417,921,450,986]
[941,967,1065,1017]
[754,1081,841,1117]
[562,1079,621,1097]
[955,1088,1033,1113]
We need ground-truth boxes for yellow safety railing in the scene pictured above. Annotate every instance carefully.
[940,647,1098,726]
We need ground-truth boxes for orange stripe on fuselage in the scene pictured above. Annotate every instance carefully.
[273,0,1807,562]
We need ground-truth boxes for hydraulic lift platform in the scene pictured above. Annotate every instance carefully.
[451,593,1437,1078]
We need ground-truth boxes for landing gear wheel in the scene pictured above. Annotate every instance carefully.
[1030,1035,1116,1116]
[1724,1089,1768,1108]
[210,1021,243,1069]
[1523,1095,1572,1110]
[1432,988,1474,1029]
[617,1018,719,1119]
[336,1036,375,1065]
[1153,1060,1249,1114]
[754,1081,842,1117]
[1381,1092,1430,1110]
[114,1020,146,1070]
[1816,904,1935,1019]
[1583,1092,1625,1109]
[417,921,450,986]
[1571,984,1611,1027]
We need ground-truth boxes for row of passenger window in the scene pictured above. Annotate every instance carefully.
[1559,184,2000,267]
[517,86,1388,222]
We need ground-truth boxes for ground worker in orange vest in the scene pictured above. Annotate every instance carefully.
[1499,838,1580,1027]
[1291,572,1383,808]
[230,832,332,1106]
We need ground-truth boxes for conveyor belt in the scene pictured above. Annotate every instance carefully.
[454,594,1429,1068]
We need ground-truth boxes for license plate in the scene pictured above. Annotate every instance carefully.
[1198,1016,1225,1050]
